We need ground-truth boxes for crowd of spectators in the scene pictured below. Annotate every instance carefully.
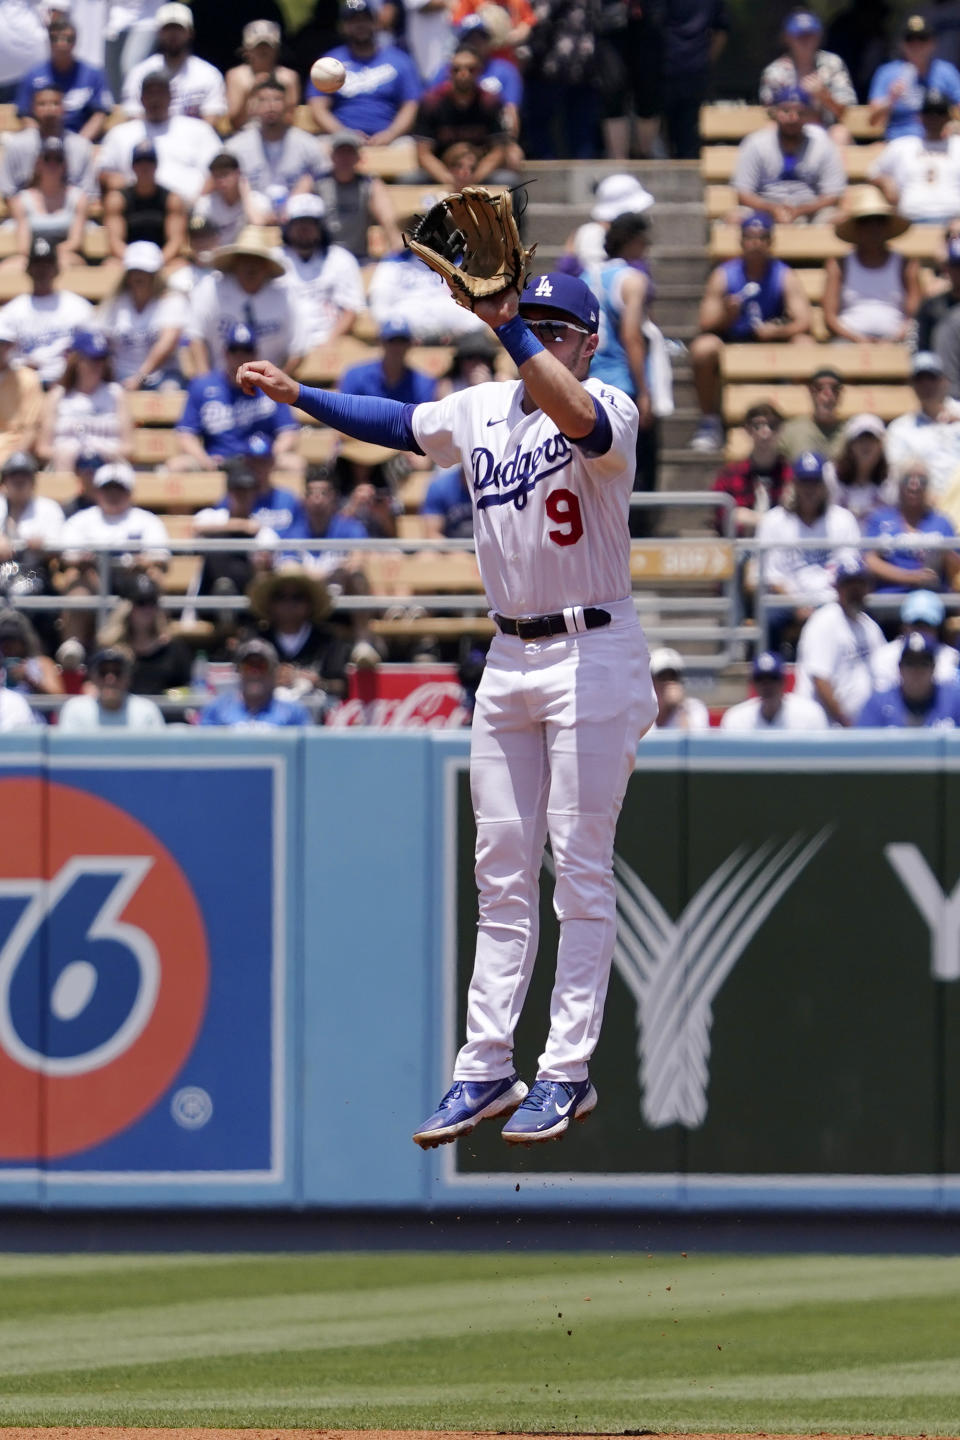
[4,3,960,732]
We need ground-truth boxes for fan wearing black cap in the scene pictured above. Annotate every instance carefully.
[868,14,960,141]
[236,269,658,1146]
[0,450,64,560]
[870,88,960,223]
[0,237,93,386]
[103,139,187,265]
[96,571,194,696]
[198,637,311,728]
[720,650,828,730]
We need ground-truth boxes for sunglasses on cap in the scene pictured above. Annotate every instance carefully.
[527,318,590,343]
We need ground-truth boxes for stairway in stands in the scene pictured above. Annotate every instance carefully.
[521,159,716,531]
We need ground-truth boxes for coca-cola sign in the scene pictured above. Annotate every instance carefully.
[328,664,469,729]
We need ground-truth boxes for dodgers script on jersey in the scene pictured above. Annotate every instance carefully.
[411,377,639,618]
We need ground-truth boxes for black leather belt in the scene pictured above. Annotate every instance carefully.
[494,608,612,641]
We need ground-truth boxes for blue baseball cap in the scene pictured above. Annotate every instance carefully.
[752,651,785,681]
[72,329,110,359]
[784,11,821,36]
[793,450,827,481]
[226,322,256,350]
[900,630,937,663]
[519,273,600,334]
[901,590,945,626]
[772,85,810,106]
[379,318,412,342]
[244,431,272,457]
[741,210,774,233]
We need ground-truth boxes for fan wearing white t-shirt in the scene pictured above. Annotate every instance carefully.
[795,560,886,726]
[0,451,64,554]
[870,92,960,224]
[121,3,226,120]
[98,67,222,202]
[96,239,188,386]
[0,237,93,386]
[277,194,366,349]
[721,651,829,731]
[60,460,170,580]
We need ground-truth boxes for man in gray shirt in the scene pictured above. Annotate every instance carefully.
[733,85,846,223]
[227,74,328,219]
[0,85,95,199]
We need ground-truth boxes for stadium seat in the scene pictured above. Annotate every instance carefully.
[709,220,945,263]
[133,470,225,510]
[698,103,882,143]
[700,144,883,184]
[364,550,484,594]
[630,540,735,584]
[720,342,911,382]
[129,391,186,425]
[724,383,917,424]
[0,263,117,303]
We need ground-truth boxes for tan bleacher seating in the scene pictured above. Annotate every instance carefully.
[724,383,916,424]
[133,471,225,511]
[701,144,884,185]
[163,556,202,593]
[699,104,882,143]
[372,614,496,641]
[0,264,116,303]
[296,336,374,385]
[0,104,19,132]
[709,220,945,263]
[0,227,109,262]
[132,428,179,465]
[364,550,483,595]
[34,471,76,505]
[721,342,911,383]
[129,391,185,425]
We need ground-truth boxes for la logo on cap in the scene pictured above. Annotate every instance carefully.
[534,276,553,297]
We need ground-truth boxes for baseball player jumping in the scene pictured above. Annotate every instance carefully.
[238,267,657,1146]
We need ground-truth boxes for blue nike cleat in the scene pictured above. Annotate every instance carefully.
[412,1074,528,1149]
[501,1078,597,1143]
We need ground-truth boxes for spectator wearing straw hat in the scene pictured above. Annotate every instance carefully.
[868,13,960,141]
[565,173,655,273]
[247,563,353,701]
[187,225,307,374]
[823,187,919,342]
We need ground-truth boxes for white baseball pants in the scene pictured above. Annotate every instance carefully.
[453,601,657,1083]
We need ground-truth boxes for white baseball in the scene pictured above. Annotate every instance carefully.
[310,56,346,93]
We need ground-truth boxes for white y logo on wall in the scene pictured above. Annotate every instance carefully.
[610,830,832,1130]
[885,844,960,981]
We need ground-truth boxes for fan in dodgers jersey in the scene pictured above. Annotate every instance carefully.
[237,269,658,1146]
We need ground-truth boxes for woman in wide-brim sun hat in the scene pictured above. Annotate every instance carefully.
[824,186,920,342]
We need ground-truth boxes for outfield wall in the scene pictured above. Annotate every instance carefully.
[0,730,958,1213]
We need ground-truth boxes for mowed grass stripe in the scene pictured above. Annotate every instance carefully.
[2,1255,960,1378]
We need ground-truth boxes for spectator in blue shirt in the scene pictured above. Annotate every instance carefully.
[199,637,313,727]
[307,0,421,147]
[172,322,301,472]
[857,631,960,725]
[868,13,960,139]
[863,461,960,592]
[339,319,437,405]
[422,465,473,540]
[17,15,113,142]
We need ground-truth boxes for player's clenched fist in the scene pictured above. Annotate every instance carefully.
[236,360,299,405]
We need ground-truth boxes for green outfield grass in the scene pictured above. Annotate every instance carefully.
[1,1251,959,1433]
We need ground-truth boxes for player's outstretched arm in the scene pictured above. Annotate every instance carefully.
[238,360,421,452]
[474,290,598,441]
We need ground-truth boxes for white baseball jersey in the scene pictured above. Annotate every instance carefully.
[411,377,639,619]
[794,600,886,720]
[277,244,366,349]
[720,692,829,730]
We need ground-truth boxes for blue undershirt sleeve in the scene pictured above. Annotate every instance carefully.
[296,384,424,455]
[566,396,613,457]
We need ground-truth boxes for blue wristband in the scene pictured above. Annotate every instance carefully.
[495,314,544,368]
